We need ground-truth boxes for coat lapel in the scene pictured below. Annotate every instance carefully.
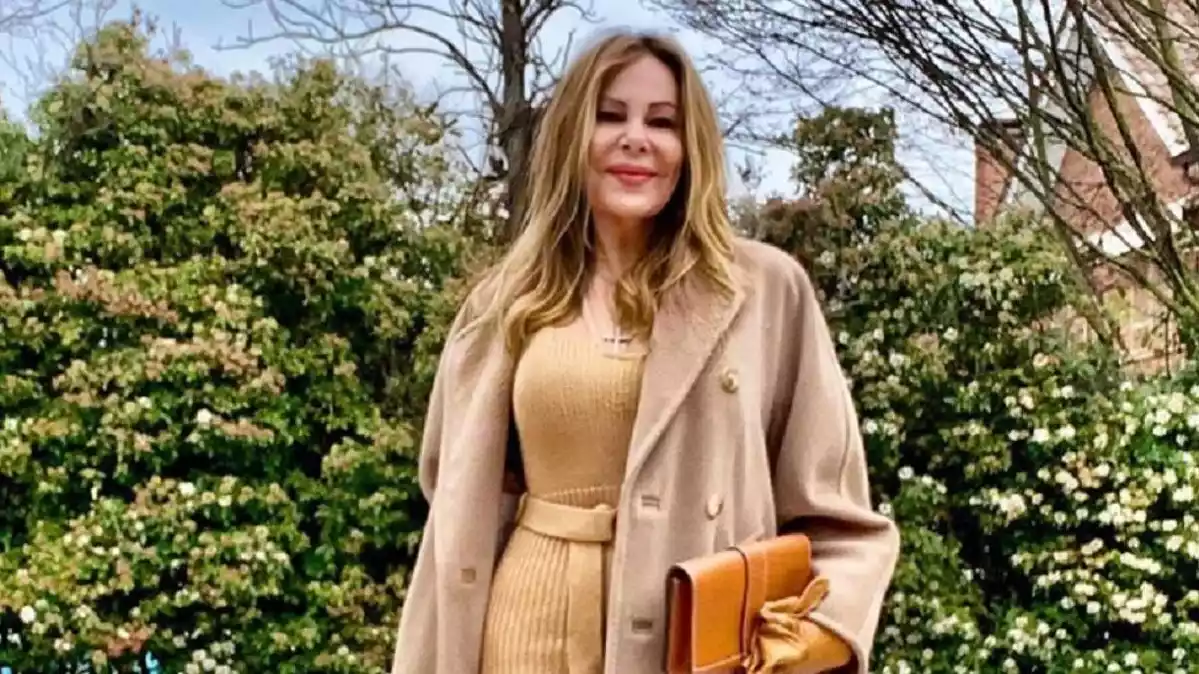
[624,274,746,483]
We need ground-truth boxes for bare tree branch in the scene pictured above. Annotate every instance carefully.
[219,0,599,242]
[655,0,1199,356]
[0,0,118,109]
[0,0,72,34]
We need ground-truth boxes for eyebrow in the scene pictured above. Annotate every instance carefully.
[600,97,678,109]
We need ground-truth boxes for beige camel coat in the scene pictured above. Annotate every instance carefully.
[391,239,900,674]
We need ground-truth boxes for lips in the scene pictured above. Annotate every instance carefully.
[607,164,657,187]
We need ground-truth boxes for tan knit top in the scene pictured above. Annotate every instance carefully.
[480,322,645,674]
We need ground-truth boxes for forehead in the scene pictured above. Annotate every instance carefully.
[602,54,679,104]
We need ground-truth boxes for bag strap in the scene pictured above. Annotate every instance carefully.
[733,544,769,655]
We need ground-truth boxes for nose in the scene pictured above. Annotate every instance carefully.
[619,119,650,154]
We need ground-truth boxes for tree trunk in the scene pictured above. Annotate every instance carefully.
[498,0,534,243]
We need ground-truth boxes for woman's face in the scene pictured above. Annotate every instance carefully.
[586,54,684,230]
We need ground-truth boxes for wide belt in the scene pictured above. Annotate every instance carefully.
[515,494,617,674]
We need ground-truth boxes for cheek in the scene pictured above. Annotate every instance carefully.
[658,136,684,188]
[589,127,619,172]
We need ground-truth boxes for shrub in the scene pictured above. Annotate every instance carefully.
[0,19,481,673]
[756,107,1199,672]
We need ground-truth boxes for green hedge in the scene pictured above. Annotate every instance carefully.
[0,20,476,673]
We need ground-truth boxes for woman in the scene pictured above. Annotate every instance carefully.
[392,31,900,674]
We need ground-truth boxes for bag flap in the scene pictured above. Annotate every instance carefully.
[736,535,814,649]
[666,548,748,671]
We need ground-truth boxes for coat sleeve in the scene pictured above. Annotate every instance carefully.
[771,262,900,674]
[391,300,474,674]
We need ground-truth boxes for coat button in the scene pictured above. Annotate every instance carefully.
[705,494,724,519]
[719,368,739,393]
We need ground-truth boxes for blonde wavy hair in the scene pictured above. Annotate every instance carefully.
[483,31,737,353]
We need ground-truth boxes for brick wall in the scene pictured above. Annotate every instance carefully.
[973,120,1025,223]
[1091,262,1184,371]
[976,79,1196,371]
[1052,84,1193,239]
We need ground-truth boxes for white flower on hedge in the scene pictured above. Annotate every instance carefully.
[1018,391,1035,409]
[1054,469,1078,490]
[18,606,35,624]
[196,409,214,426]
[1031,428,1050,443]
[179,482,196,497]
[995,492,1027,520]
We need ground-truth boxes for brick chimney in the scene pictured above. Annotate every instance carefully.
[974,118,1026,224]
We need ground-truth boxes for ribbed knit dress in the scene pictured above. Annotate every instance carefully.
[479,322,645,674]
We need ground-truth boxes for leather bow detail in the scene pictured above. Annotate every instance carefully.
[742,576,832,673]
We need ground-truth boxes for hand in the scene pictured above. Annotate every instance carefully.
[786,620,853,674]
[744,576,854,674]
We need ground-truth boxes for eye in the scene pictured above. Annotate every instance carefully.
[648,117,677,129]
[597,110,624,124]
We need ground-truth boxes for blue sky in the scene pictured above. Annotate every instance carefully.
[0,0,973,212]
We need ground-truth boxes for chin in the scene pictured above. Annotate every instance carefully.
[601,198,668,223]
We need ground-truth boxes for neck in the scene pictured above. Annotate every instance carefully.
[592,213,649,279]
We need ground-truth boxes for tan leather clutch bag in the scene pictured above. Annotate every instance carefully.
[664,534,828,674]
